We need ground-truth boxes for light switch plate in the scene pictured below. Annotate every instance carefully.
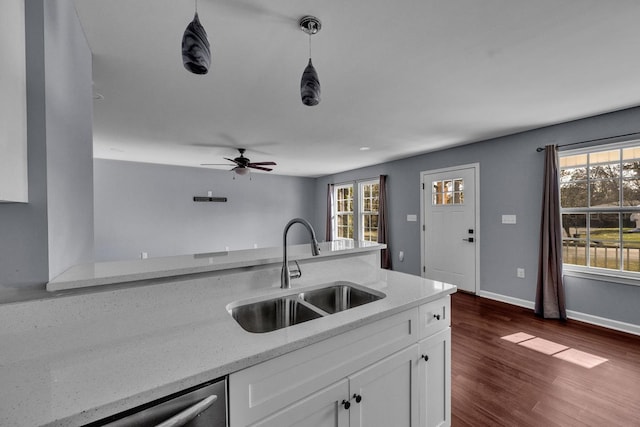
[407,214,417,222]
[502,214,517,224]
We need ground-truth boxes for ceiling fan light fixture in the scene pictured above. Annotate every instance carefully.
[234,166,249,175]
[182,5,211,75]
[299,15,321,106]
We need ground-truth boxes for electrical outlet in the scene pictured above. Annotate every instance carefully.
[517,268,525,278]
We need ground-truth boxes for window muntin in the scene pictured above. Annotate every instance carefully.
[334,184,354,240]
[432,179,464,205]
[560,143,640,274]
[360,180,379,242]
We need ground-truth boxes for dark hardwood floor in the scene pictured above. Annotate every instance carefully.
[451,292,640,427]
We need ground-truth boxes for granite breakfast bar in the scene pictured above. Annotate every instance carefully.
[0,242,455,426]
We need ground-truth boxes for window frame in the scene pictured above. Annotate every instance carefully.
[559,140,640,284]
[333,183,354,240]
[359,179,380,243]
[331,179,380,242]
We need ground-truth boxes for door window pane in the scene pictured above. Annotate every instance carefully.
[432,179,464,205]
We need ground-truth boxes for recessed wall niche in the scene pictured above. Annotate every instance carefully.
[0,0,28,203]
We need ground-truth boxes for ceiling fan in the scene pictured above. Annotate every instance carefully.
[201,148,276,175]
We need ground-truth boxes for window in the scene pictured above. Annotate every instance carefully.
[432,179,464,205]
[334,184,354,239]
[332,180,380,241]
[560,143,640,275]
[360,180,379,242]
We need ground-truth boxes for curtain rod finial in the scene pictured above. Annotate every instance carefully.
[536,147,545,152]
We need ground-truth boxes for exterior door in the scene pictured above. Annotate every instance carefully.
[421,164,478,294]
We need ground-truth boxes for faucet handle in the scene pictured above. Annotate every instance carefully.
[289,260,302,279]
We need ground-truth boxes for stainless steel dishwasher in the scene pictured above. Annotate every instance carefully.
[86,377,227,427]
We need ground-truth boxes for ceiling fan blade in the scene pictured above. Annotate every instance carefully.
[224,157,242,166]
[248,165,273,172]
[248,161,277,166]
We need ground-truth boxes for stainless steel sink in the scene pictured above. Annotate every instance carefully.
[230,296,322,333]
[228,282,386,333]
[299,283,385,314]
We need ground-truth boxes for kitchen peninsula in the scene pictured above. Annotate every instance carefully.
[0,242,455,426]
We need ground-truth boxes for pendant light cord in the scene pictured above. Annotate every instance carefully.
[195,0,198,13]
[308,29,312,59]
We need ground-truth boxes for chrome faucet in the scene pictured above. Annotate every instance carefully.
[281,218,321,289]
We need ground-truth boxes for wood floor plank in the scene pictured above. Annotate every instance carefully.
[451,292,640,426]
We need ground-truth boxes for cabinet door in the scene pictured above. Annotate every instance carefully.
[348,345,419,427]
[249,379,349,427]
[418,328,451,427]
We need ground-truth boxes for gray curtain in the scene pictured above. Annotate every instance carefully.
[326,184,334,242]
[535,145,567,319]
[378,175,391,269]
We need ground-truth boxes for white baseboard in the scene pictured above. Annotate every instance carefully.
[478,291,535,310]
[477,290,640,337]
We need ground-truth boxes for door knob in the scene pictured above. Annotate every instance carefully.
[433,314,441,320]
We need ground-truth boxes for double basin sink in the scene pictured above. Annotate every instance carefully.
[227,282,385,333]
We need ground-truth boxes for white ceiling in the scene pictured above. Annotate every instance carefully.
[74,0,640,177]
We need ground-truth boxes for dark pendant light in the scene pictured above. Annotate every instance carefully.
[299,16,321,106]
[182,0,211,75]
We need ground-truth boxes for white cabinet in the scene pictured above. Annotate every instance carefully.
[248,346,420,427]
[0,0,28,203]
[230,296,452,427]
[251,380,349,427]
[418,328,451,427]
[349,345,419,427]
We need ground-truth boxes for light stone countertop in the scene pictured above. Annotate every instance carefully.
[47,241,383,291]
[1,248,456,426]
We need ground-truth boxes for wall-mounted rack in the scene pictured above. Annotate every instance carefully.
[193,196,227,202]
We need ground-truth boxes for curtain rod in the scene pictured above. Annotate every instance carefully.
[535,131,640,152]
[330,176,380,186]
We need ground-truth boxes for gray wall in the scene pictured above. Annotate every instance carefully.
[314,106,640,327]
[94,160,316,261]
[0,0,93,301]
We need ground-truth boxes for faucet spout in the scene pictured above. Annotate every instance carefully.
[281,218,321,289]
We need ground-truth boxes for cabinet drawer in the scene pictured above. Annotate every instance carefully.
[418,296,450,340]
[230,308,418,426]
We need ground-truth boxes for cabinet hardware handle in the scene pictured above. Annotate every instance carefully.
[353,394,362,403]
[155,394,217,427]
[421,354,429,362]
[342,399,351,410]
[433,314,441,320]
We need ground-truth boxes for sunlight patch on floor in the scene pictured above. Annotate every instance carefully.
[500,332,608,368]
